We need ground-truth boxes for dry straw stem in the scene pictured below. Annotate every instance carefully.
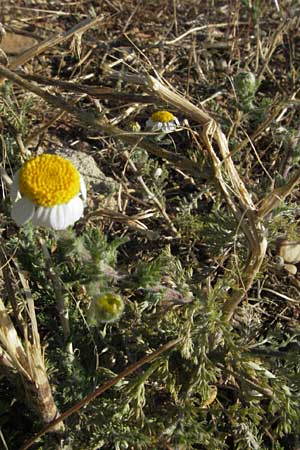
[20,337,182,450]
[139,74,268,321]
[257,19,293,83]
[216,363,274,399]
[0,255,63,430]
[258,166,300,219]
[88,207,157,236]
[17,72,158,105]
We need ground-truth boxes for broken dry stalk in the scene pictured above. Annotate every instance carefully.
[258,167,300,219]
[0,16,103,85]
[0,264,63,431]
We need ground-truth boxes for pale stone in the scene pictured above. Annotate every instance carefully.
[277,239,300,264]
[283,264,297,275]
[0,33,37,55]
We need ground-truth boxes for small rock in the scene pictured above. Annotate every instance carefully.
[0,32,37,55]
[277,239,300,264]
[283,264,297,275]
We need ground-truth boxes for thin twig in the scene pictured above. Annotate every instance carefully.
[123,148,179,235]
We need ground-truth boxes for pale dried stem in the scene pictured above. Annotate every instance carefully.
[165,22,237,45]
[0,298,30,378]
[0,243,62,428]
[214,127,255,210]
[201,125,255,245]
[221,218,268,321]
[0,265,63,430]
[258,167,300,219]
[217,363,274,398]
[141,75,269,321]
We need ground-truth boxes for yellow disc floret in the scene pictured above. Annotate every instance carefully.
[19,154,80,207]
[150,110,175,123]
[96,293,124,315]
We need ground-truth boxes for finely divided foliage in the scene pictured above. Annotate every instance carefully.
[1,1,300,450]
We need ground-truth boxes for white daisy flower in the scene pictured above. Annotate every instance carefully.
[11,153,87,230]
[146,110,180,133]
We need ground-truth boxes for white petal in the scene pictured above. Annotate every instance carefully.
[63,197,84,227]
[32,206,52,227]
[79,175,87,201]
[162,121,177,133]
[11,197,35,226]
[146,119,162,131]
[49,197,84,230]
[151,122,163,132]
[10,170,21,202]
[49,205,67,230]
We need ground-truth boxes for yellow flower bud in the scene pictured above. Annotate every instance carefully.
[89,293,124,324]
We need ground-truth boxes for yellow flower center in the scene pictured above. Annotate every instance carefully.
[150,110,175,123]
[96,294,123,314]
[19,154,80,207]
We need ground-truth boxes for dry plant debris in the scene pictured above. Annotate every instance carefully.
[1,1,300,449]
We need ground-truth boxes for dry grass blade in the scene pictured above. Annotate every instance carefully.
[258,167,300,218]
[0,297,30,378]
[17,72,158,104]
[89,207,157,236]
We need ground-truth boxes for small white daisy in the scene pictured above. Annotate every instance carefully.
[11,153,87,230]
[146,110,180,133]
